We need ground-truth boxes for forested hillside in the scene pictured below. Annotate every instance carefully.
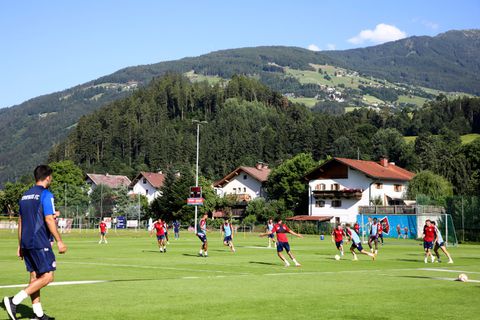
[49,74,480,196]
[1,29,479,184]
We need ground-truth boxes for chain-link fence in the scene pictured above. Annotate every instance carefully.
[445,196,480,242]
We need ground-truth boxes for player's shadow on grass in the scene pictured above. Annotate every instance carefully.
[182,253,202,257]
[1,302,35,319]
[397,258,424,263]
[142,250,164,253]
[249,261,278,266]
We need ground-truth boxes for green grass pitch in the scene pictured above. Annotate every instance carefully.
[1,229,479,319]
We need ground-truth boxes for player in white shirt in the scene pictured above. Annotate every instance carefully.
[431,221,453,264]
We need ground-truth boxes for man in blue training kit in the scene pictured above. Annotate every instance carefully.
[222,219,236,252]
[3,165,67,320]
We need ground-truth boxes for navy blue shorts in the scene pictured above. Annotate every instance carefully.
[156,235,165,241]
[197,233,207,243]
[335,240,343,249]
[224,235,232,243]
[369,235,378,241]
[424,241,433,249]
[276,241,291,253]
[352,242,363,252]
[435,242,445,248]
[268,234,274,239]
[23,247,56,275]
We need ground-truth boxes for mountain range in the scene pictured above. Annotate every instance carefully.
[0,29,479,184]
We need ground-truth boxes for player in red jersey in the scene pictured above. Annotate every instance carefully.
[150,218,166,253]
[422,220,437,263]
[98,220,108,244]
[260,218,303,267]
[378,223,384,246]
[331,224,346,257]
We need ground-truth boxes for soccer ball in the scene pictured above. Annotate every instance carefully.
[334,254,341,261]
[457,273,468,282]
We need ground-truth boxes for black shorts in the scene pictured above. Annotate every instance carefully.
[197,233,207,243]
[23,247,56,274]
[351,242,364,252]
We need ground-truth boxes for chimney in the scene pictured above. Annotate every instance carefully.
[379,158,389,168]
[255,162,263,170]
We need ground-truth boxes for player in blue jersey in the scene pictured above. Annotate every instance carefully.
[222,219,236,252]
[345,224,375,261]
[3,165,67,320]
[368,218,380,255]
[173,220,180,240]
[266,219,275,248]
[431,221,454,264]
[196,213,208,257]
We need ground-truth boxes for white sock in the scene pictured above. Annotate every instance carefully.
[199,250,203,254]
[292,258,299,264]
[284,260,290,266]
[204,251,208,256]
[12,290,28,305]
[32,302,44,317]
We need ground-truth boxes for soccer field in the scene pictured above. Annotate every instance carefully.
[1,230,479,319]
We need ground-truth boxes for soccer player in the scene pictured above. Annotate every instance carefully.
[345,224,375,261]
[173,220,180,240]
[150,218,166,253]
[396,224,402,239]
[266,219,274,248]
[368,218,380,255]
[196,213,208,257]
[431,221,453,264]
[422,220,436,263]
[331,224,345,257]
[222,219,236,252]
[98,219,108,244]
[353,222,360,236]
[3,165,67,320]
[163,220,170,244]
[378,222,384,245]
[260,218,303,267]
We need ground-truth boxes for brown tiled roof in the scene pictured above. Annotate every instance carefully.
[86,173,131,189]
[130,172,165,189]
[213,165,271,188]
[306,157,415,181]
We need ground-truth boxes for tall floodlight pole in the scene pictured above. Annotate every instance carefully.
[193,120,207,233]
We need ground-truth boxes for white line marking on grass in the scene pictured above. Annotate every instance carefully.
[62,261,249,275]
[418,268,480,274]
[0,280,108,289]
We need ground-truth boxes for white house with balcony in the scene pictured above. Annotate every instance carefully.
[213,162,271,202]
[305,157,415,223]
[128,171,165,203]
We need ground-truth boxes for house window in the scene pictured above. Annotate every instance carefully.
[143,178,147,184]
[331,183,340,191]
[243,174,248,180]
[331,200,342,208]
[375,183,383,189]
[233,188,237,193]
[315,183,326,191]
[315,200,325,207]
[243,187,246,193]
[394,184,403,192]
[145,189,149,195]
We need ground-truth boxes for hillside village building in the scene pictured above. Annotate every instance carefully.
[305,157,415,223]
[85,173,131,194]
[128,171,165,203]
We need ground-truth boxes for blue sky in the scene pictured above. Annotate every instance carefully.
[0,0,479,108]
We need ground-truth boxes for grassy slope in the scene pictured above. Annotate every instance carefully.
[404,134,480,145]
[1,230,479,320]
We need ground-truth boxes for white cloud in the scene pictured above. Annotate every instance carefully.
[422,20,439,30]
[348,23,407,45]
[307,44,320,51]
[326,43,336,50]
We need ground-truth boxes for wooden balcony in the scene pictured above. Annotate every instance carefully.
[312,189,363,200]
[358,205,445,215]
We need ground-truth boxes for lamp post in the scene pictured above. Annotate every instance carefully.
[192,120,207,233]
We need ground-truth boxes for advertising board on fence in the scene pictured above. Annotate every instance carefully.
[126,220,139,228]
[116,216,126,229]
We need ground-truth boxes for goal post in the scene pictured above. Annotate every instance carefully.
[358,213,458,246]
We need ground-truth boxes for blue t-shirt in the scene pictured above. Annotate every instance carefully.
[173,221,180,232]
[19,186,55,249]
[349,228,361,245]
[223,223,232,237]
